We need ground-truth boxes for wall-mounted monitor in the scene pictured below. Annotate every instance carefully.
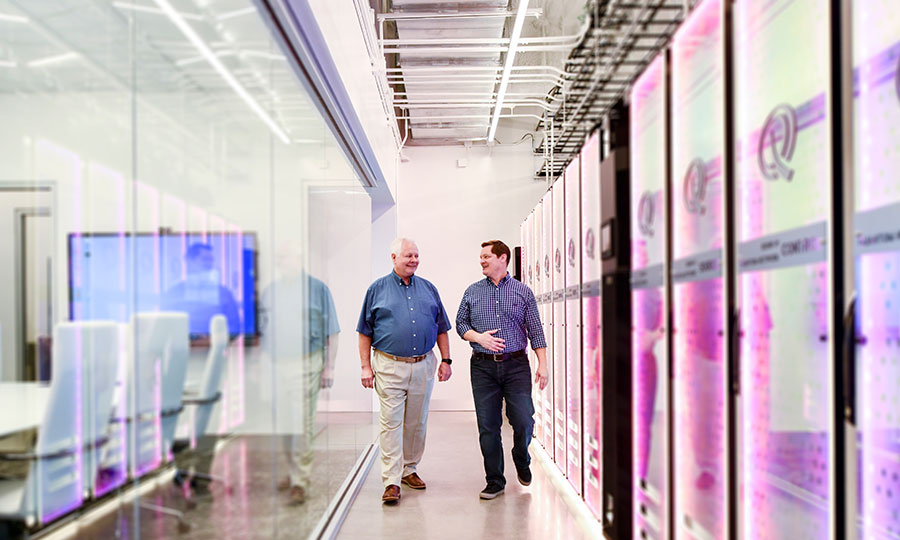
[68,232,258,342]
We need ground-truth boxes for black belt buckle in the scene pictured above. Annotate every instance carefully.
[489,353,504,363]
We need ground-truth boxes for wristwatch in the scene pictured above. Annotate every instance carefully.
[441,358,452,365]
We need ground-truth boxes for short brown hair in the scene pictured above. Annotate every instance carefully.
[481,240,511,265]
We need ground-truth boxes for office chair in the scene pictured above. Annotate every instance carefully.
[172,315,231,503]
[0,321,118,534]
[130,312,192,533]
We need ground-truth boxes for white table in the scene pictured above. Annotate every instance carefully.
[0,382,50,438]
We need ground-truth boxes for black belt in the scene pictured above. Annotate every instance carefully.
[472,350,527,362]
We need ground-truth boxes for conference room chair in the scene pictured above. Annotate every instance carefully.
[172,315,231,501]
[0,321,118,534]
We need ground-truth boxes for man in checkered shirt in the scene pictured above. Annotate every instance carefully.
[456,240,548,500]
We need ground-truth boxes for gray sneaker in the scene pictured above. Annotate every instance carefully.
[479,483,505,500]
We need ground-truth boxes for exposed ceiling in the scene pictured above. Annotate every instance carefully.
[378,0,695,177]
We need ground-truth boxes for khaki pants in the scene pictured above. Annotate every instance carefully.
[372,349,436,487]
[280,350,324,490]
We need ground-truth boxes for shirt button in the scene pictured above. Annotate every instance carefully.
[413,348,417,350]
[412,320,415,323]
[413,334,416,337]
[410,307,414,310]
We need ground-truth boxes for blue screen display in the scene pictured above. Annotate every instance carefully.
[68,232,257,339]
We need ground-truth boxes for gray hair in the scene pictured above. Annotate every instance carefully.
[390,237,416,256]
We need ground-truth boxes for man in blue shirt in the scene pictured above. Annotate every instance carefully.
[456,240,548,500]
[357,238,452,504]
[261,256,340,506]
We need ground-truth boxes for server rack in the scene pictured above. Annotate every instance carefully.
[524,212,540,444]
[670,1,731,538]
[581,130,604,519]
[530,206,544,446]
[600,102,633,540]
[630,52,671,540]
[851,3,900,538]
[552,178,568,472]
[733,0,839,537]
[541,191,555,452]
[564,156,583,493]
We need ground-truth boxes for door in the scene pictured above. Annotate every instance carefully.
[671,1,729,537]
[734,0,836,538]
[852,2,900,537]
[19,209,54,381]
[630,52,670,540]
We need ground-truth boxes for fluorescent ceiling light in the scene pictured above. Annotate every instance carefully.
[0,12,28,23]
[217,7,256,21]
[487,0,529,143]
[0,60,17,68]
[113,2,203,22]
[153,0,290,144]
[27,52,80,68]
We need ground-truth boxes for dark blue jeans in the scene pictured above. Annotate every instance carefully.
[470,353,535,487]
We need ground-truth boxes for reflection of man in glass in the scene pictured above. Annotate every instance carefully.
[261,251,340,506]
[163,243,241,337]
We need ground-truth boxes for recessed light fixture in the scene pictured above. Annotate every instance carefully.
[0,12,29,23]
[217,7,256,22]
[27,52,80,68]
[152,0,290,144]
[0,60,17,68]
[113,2,203,22]
[487,0,529,144]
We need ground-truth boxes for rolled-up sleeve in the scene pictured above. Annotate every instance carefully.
[356,287,374,337]
[455,288,473,338]
[524,289,546,349]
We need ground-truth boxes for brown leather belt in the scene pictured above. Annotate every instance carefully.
[376,350,427,363]
[472,350,527,362]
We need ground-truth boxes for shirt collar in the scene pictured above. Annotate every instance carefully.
[392,271,414,285]
[485,272,510,286]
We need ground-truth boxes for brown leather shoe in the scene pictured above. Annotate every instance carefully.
[288,485,306,506]
[382,484,400,504]
[401,473,426,490]
[277,476,291,492]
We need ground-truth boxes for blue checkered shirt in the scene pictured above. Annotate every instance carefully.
[456,273,547,354]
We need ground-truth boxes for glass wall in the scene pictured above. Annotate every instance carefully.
[0,1,374,538]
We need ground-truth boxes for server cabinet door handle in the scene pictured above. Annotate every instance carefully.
[842,297,857,426]
[731,308,741,395]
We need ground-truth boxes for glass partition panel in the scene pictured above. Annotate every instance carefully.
[0,1,375,538]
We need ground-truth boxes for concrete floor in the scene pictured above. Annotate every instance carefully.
[336,411,596,540]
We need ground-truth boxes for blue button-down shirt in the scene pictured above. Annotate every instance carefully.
[456,272,546,354]
[357,272,452,357]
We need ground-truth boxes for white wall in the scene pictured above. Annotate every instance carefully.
[397,144,548,410]
[306,0,399,199]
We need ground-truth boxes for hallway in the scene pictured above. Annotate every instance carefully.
[337,412,597,540]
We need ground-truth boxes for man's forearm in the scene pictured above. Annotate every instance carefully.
[436,332,450,358]
[534,347,547,365]
[462,329,479,343]
[358,334,372,369]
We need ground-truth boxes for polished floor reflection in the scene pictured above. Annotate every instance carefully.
[338,412,594,540]
[68,413,373,540]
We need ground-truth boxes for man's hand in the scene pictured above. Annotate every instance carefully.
[321,368,334,389]
[476,329,505,352]
[534,361,548,390]
[438,362,452,382]
[361,366,375,389]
